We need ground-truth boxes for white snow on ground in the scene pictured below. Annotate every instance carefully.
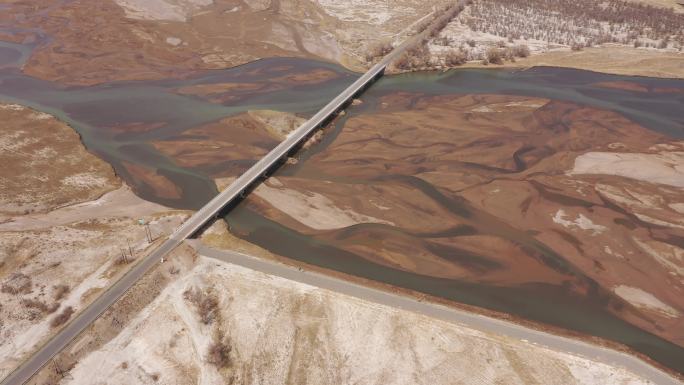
[613,285,681,318]
[0,186,168,231]
[60,173,111,189]
[633,238,684,277]
[315,0,397,25]
[253,178,394,230]
[0,261,109,371]
[0,104,25,111]
[63,256,655,385]
[165,36,182,46]
[571,152,684,188]
[552,209,607,235]
[430,8,557,61]
[114,0,213,21]
[670,203,684,213]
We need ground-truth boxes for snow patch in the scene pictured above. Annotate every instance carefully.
[571,151,684,188]
[254,179,394,230]
[613,285,680,318]
[113,0,213,21]
[166,37,182,46]
[552,210,607,235]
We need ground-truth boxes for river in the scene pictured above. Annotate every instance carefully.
[1,39,684,374]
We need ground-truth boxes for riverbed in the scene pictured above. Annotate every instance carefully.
[1,39,684,374]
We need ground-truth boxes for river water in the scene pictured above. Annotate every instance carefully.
[1,39,684,373]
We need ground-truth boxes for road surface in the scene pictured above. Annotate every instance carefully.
[0,238,179,385]
[195,242,683,385]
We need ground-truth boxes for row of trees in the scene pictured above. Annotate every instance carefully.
[392,0,472,70]
[483,45,531,64]
[464,0,683,51]
[366,1,472,64]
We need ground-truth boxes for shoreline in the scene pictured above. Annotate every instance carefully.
[206,234,684,382]
[5,67,683,381]
[194,238,684,384]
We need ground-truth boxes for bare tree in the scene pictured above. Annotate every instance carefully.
[486,47,504,64]
[463,0,683,50]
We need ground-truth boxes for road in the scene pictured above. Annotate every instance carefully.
[0,10,432,385]
[0,239,180,385]
[194,242,683,385]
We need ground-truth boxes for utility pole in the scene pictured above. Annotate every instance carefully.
[127,239,134,260]
[53,359,72,380]
[144,223,152,243]
[119,248,128,264]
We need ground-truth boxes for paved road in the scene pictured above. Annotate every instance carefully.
[0,13,430,385]
[194,242,683,385]
[0,238,180,385]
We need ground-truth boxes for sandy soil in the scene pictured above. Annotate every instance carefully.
[571,151,684,188]
[240,92,684,348]
[247,110,307,139]
[1,0,680,82]
[114,0,213,21]
[0,208,187,379]
[248,177,394,231]
[0,104,190,380]
[628,0,684,12]
[462,46,684,79]
[0,0,446,85]
[423,1,684,78]
[56,253,654,385]
[152,111,304,179]
[0,104,120,216]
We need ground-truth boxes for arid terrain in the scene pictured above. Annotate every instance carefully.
[0,0,446,85]
[0,104,119,216]
[236,92,684,350]
[1,0,683,383]
[0,104,189,379]
[3,0,679,87]
[397,0,684,78]
[152,110,305,181]
[24,223,659,385]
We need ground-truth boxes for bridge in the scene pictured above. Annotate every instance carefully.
[0,15,429,385]
[171,57,389,242]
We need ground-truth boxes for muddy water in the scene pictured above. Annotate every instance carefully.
[226,70,684,373]
[0,42,358,207]
[2,39,684,372]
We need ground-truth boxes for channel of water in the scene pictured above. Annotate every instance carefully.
[1,39,683,373]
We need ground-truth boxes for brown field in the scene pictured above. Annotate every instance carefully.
[238,93,684,348]
[0,0,446,85]
[0,104,119,216]
[0,103,189,379]
[462,46,684,79]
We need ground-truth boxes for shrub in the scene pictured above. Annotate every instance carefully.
[512,44,531,57]
[50,306,74,328]
[462,0,684,51]
[184,287,219,324]
[485,47,504,64]
[365,40,393,62]
[53,284,70,301]
[207,341,232,368]
[22,298,59,314]
[445,50,468,66]
[1,273,32,295]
